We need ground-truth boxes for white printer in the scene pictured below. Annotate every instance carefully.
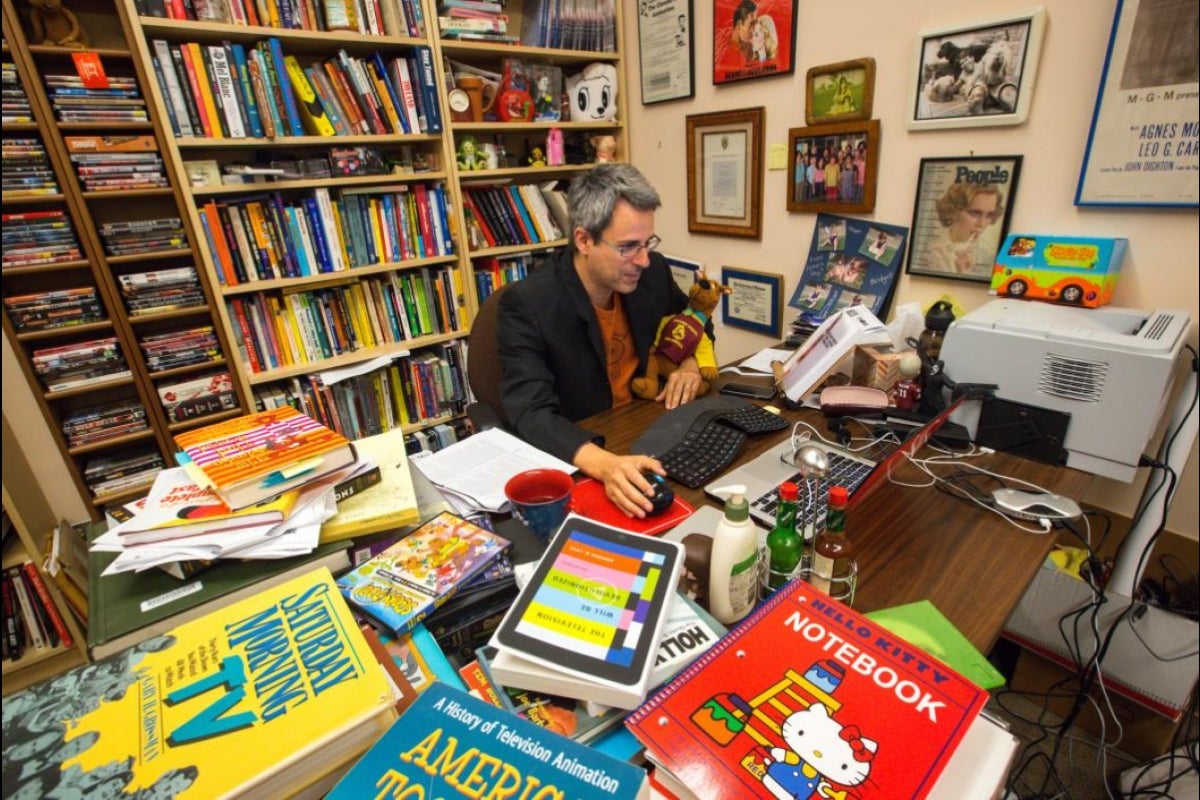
[939,299,1191,481]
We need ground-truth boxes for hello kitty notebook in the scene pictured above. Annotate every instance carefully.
[625,584,988,799]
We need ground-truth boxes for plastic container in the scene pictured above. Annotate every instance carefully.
[918,300,956,362]
[708,485,760,625]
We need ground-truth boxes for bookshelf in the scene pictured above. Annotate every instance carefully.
[435,0,628,305]
[2,415,89,694]
[2,0,249,521]
[115,0,477,443]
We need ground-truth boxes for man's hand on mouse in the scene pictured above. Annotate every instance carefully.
[573,444,664,518]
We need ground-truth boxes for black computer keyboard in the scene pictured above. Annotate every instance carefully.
[656,409,748,488]
[750,451,876,527]
[716,404,790,435]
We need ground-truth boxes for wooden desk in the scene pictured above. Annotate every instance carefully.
[580,399,1093,655]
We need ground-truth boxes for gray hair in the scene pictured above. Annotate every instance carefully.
[567,164,661,247]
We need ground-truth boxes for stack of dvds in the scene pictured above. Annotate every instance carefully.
[99,217,187,256]
[61,398,149,448]
[139,325,220,373]
[3,287,105,333]
[117,266,205,315]
[157,370,238,423]
[31,337,131,392]
[2,210,83,269]
[1,139,59,196]
[2,61,32,123]
[64,136,168,192]
[82,448,164,497]
[43,73,148,123]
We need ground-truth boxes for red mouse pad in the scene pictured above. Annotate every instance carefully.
[570,476,694,536]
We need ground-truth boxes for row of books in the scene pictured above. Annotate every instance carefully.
[83,447,165,497]
[118,266,206,316]
[473,250,537,302]
[4,286,105,334]
[2,61,32,123]
[258,341,466,435]
[61,398,150,449]
[138,325,221,373]
[2,209,83,270]
[519,0,617,52]
[157,370,238,423]
[147,37,442,140]
[31,336,132,393]
[461,182,567,250]
[2,562,74,661]
[43,73,148,124]
[139,0,427,38]
[403,417,469,455]
[99,217,188,257]
[225,265,462,372]
[2,138,59,197]
[64,136,170,193]
[197,182,454,286]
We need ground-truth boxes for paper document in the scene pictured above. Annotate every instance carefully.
[721,346,794,375]
[410,428,574,513]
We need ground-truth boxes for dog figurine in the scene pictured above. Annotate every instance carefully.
[630,272,731,401]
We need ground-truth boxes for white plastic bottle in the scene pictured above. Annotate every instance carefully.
[708,485,760,625]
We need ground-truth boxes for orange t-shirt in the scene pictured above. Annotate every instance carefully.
[594,297,637,408]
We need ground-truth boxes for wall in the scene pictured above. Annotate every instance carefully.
[621,0,1199,539]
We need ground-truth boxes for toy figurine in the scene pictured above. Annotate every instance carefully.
[590,134,617,164]
[27,0,89,48]
[631,272,732,401]
[565,62,618,122]
[546,127,564,166]
[456,136,489,171]
[527,147,546,168]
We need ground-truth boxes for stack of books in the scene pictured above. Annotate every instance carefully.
[118,266,206,316]
[438,0,517,44]
[61,398,149,448]
[138,325,220,373]
[98,217,187,256]
[82,448,164,498]
[1,139,58,197]
[43,73,147,123]
[1,209,82,269]
[2,61,31,123]
[156,370,237,423]
[31,336,130,392]
[3,286,104,333]
[63,135,168,192]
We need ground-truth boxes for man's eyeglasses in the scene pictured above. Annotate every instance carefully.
[598,234,662,259]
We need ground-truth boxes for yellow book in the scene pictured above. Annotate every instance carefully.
[0,568,399,799]
[283,55,337,137]
[329,201,352,270]
[264,295,295,366]
[187,42,224,139]
[344,284,375,348]
[388,362,411,425]
[320,429,419,542]
[277,294,306,364]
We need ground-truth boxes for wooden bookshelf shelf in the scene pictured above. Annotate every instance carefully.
[244,329,465,386]
[125,305,211,324]
[191,169,451,197]
[218,254,459,296]
[15,320,114,341]
[67,427,155,456]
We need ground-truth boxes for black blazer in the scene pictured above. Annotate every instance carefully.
[498,248,688,462]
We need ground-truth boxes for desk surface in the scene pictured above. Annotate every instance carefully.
[581,398,1093,655]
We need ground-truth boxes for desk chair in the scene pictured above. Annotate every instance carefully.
[465,283,513,432]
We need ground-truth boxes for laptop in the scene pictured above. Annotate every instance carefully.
[704,397,965,529]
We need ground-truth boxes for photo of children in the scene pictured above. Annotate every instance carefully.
[823,254,869,289]
[861,227,900,266]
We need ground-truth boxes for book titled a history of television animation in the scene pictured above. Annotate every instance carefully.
[1,568,398,799]
[626,583,987,799]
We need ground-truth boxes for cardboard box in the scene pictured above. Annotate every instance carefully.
[989,234,1127,307]
[853,345,904,392]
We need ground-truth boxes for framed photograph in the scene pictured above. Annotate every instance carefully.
[721,266,783,338]
[1076,0,1199,207]
[663,253,702,294]
[806,58,875,125]
[637,0,694,104]
[687,107,764,239]
[786,120,879,214]
[713,0,798,85]
[905,155,1022,282]
[907,7,1047,131]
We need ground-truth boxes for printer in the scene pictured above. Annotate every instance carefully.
[940,299,1191,482]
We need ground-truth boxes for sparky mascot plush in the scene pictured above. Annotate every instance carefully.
[631,272,732,401]
[27,0,88,48]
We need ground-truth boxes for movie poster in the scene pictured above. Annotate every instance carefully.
[713,0,796,84]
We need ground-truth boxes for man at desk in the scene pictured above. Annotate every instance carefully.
[498,164,705,517]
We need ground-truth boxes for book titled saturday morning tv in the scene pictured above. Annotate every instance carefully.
[2,568,398,799]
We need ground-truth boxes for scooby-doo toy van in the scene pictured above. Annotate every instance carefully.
[990,234,1127,307]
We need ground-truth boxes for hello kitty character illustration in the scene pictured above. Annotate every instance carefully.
[762,703,876,800]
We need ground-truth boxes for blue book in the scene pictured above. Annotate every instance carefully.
[266,37,305,136]
[326,683,650,799]
[228,43,264,138]
[369,52,409,135]
[301,196,333,273]
[283,206,313,276]
[432,184,453,254]
[414,45,442,133]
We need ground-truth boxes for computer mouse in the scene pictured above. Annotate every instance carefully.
[643,472,674,516]
[991,488,1082,520]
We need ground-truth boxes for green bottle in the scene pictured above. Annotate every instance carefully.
[766,482,803,589]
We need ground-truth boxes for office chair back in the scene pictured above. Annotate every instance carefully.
[467,283,513,428]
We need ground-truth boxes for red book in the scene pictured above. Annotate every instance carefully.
[20,562,73,649]
[626,583,987,799]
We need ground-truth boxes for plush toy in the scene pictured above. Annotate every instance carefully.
[631,272,732,401]
[565,62,618,123]
[456,136,488,171]
[590,134,617,163]
[27,0,88,48]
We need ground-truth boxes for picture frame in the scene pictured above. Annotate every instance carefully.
[686,107,764,239]
[713,0,798,85]
[786,120,879,215]
[663,253,702,295]
[907,7,1047,131]
[637,0,694,104]
[721,266,783,339]
[1076,0,1199,207]
[805,58,875,125]
[905,155,1022,283]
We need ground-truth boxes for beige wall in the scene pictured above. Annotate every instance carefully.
[621,0,1199,538]
[3,0,1196,539]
